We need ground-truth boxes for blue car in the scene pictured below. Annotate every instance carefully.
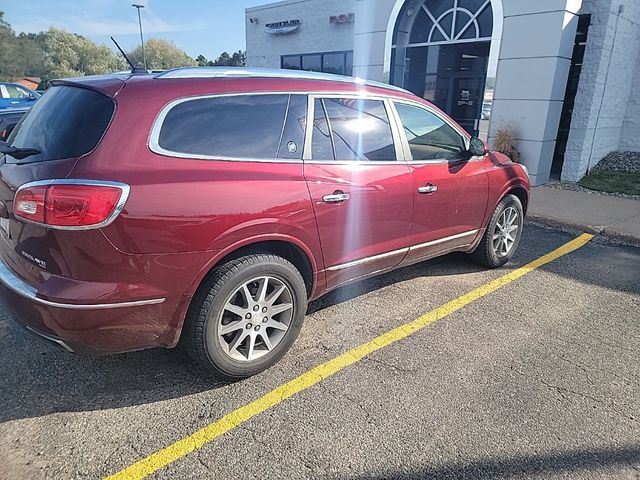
[0,83,40,109]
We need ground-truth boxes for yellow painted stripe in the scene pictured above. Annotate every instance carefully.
[106,233,593,480]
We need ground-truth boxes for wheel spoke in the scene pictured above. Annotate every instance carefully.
[266,285,286,306]
[246,333,256,360]
[270,302,293,316]
[260,331,273,351]
[267,319,288,331]
[257,277,269,302]
[242,283,254,303]
[228,330,248,353]
[219,320,244,335]
[224,304,246,318]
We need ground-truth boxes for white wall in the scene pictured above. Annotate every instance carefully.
[245,0,355,68]
[562,0,640,180]
[489,0,582,185]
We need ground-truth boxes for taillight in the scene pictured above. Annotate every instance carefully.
[14,180,129,229]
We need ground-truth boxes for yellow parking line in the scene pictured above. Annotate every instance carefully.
[106,233,593,480]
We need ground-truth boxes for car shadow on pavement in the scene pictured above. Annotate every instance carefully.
[349,444,640,479]
[0,252,485,424]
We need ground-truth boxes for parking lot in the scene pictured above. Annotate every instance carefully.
[0,224,638,479]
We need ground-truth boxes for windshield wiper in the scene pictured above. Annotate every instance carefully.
[0,141,41,160]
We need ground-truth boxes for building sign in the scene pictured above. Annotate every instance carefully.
[265,19,301,34]
[330,13,355,24]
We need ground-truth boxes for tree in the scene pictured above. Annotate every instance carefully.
[128,39,195,70]
[195,50,246,67]
[43,28,125,79]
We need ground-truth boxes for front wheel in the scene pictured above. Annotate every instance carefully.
[470,194,524,268]
[182,253,307,379]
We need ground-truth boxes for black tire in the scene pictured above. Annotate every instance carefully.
[470,194,524,268]
[182,253,307,379]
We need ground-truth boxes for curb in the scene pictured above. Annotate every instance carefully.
[526,215,640,248]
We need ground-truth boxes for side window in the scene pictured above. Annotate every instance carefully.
[157,94,305,160]
[276,95,307,160]
[311,98,334,160]
[311,97,396,161]
[6,85,30,99]
[394,103,466,161]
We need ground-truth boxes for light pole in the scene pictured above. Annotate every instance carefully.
[132,3,146,70]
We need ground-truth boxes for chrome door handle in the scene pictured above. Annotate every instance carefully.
[418,184,438,194]
[322,192,350,203]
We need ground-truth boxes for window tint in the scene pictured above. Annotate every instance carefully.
[158,94,306,160]
[394,103,466,160]
[277,95,307,160]
[311,99,334,160]
[6,86,114,163]
[312,98,396,161]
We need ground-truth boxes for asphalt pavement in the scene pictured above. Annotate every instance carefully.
[0,224,638,479]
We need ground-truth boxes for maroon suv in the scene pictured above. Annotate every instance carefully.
[0,68,529,378]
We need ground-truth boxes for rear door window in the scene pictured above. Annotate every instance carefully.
[157,94,306,160]
[6,86,114,164]
[311,97,396,161]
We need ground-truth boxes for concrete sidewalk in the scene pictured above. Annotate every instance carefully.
[527,186,640,246]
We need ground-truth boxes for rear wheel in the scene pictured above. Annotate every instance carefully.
[183,253,307,379]
[470,194,524,268]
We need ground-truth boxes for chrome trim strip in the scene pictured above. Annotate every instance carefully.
[23,325,74,352]
[409,230,479,252]
[327,230,479,272]
[15,179,130,231]
[0,258,165,310]
[327,247,408,271]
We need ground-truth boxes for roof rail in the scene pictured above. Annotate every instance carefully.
[154,67,410,94]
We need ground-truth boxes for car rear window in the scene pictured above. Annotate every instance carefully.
[5,86,114,164]
[156,94,306,160]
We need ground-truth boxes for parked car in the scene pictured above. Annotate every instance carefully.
[0,83,40,109]
[0,68,529,378]
[0,107,28,141]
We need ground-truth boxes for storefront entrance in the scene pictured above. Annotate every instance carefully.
[390,0,493,137]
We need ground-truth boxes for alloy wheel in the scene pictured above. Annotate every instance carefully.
[492,206,519,257]
[216,276,294,362]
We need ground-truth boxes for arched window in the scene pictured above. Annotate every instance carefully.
[393,0,493,47]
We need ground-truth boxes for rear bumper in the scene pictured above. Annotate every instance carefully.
[0,256,178,355]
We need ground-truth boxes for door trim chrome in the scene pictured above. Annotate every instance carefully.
[409,229,478,252]
[326,229,479,272]
[326,247,408,271]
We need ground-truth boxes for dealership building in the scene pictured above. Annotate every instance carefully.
[245,0,640,185]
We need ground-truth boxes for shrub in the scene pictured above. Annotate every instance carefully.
[493,126,521,163]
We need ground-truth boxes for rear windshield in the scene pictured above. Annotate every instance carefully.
[6,86,114,163]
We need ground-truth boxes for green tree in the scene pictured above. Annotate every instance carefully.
[43,28,125,79]
[129,39,195,70]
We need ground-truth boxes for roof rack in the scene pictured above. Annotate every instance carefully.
[154,67,410,94]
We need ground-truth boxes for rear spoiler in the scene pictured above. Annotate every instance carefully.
[48,76,127,98]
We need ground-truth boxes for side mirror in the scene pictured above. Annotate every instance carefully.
[28,93,37,100]
[468,137,487,157]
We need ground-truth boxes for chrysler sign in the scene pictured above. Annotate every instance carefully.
[265,19,301,34]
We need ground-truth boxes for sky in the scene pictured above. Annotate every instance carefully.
[2,0,267,60]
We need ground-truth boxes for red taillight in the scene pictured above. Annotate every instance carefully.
[14,181,128,229]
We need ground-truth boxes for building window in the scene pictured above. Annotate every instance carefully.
[282,51,353,76]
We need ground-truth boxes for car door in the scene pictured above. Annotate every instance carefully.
[391,100,489,264]
[303,96,413,289]
[4,85,36,108]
